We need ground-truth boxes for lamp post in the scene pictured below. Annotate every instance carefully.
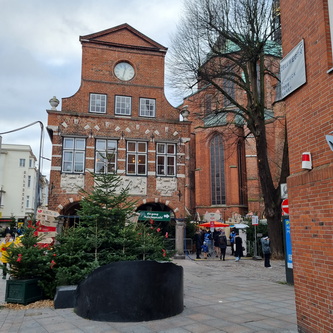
[0,121,44,219]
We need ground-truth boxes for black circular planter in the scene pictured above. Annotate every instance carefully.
[74,260,184,322]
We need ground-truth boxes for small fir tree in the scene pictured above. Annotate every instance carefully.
[52,171,172,290]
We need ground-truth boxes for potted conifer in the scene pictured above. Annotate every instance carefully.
[4,226,54,305]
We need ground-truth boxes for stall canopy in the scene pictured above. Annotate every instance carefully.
[199,222,230,228]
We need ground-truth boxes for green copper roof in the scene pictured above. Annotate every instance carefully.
[215,38,282,58]
[203,108,274,128]
[204,112,228,127]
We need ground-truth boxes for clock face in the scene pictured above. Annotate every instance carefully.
[114,62,135,81]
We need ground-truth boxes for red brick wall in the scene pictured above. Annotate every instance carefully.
[281,0,333,331]
[182,90,257,220]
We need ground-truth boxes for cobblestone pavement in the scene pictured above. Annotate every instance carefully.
[190,254,288,284]
[0,251,297,333]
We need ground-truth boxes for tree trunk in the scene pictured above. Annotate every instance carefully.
[255,120,284,258]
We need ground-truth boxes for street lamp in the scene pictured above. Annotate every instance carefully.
[0,121,44,218]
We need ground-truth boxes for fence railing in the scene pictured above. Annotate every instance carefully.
[165,238,193,254]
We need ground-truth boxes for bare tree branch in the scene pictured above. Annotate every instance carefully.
[168,0,287,257]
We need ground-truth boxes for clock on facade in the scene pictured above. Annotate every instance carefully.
[114,62,135,81]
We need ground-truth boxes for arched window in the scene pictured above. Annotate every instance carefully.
[237,138,247,205]
[210,135,226,205]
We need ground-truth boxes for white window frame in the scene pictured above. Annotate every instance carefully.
[126,141,147,175]
[156,143,176,176]
[140,98,156,117]
[115,95,131,115]
[95,139,117,174]
[19,159,25,167]
[90,93,107,113]
[62,137,86,173]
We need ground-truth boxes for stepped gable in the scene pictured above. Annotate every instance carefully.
[79,23,167,53]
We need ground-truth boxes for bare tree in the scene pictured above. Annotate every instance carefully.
[168,0,288,257]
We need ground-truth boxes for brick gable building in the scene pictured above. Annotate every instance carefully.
[47,24,191,223]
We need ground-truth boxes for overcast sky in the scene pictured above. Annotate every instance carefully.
[0,0,185,177]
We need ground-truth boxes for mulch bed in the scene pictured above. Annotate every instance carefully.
[1,299,54,310]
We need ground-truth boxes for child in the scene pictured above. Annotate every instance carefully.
[0,233,13,279]
[201,241,209,259]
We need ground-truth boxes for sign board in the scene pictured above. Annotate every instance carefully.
[280,39,306,99]
[251,216,259,226]
[282,199,289,215]
[138,211,171,221]
[36,208,59,227]
[280,183,288,199]
[203,211,221,222]
[284,218,293,269]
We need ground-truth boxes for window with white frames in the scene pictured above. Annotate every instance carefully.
[115,96,131,115]
[140,98,155,117]
[62,137,86,173]
[90,94,107,113]
[28,176,31,188]
[126,141,147,175]
[26,195,30,208]
[95,139,117,173]
[19,159,25,167]
[156,143,176,176]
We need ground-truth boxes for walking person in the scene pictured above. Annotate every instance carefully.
[218,231,228,261]
[229,229,236,255]
[213,228,221,257]
[203,229,212,257]
[0,233,13,279]
[234,232,243,262]
[193,229,203,259]
[261,235,272,268]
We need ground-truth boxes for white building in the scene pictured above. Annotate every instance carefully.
[0,144,48,228]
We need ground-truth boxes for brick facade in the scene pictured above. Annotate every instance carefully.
[280,0,333,331]
[46,23,285,228]
[181,54,284,221]
[47,24,191,221]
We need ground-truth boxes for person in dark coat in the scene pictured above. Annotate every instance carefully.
[234,232,243,262]
[213,228,221,257]
[218,231,228,261]
[261,235,272,268]
[193,229,203,259]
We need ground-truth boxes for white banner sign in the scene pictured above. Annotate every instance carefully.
[251,216,259,226]
[280,39,306,99]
